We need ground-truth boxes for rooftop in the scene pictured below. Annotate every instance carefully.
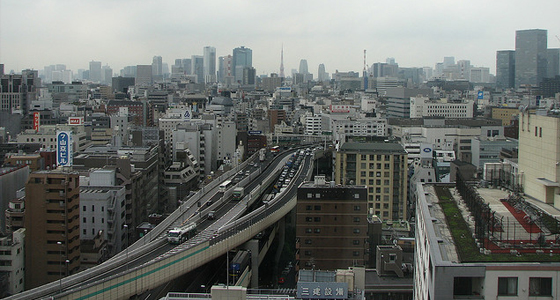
[420,182,560,263]
[339,142,406,154]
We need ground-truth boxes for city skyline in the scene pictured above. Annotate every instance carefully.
[1,1,560,76]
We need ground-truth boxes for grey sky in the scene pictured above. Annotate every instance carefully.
[1,0,560,76]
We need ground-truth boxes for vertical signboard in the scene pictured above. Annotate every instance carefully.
[33,112,40,131]
[56,131,73,166]
[183,108,192,121]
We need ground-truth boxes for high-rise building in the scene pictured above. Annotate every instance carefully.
[0,69,40,115]
[89,61,102,82]
[218,55,234,84]
[152,56,163,77]
[296,176,369,270]
[515,29,548,88]
[136,65,153,86]
[242,67,256,85]
[203,46,216,83]
[299,59,309,74]
[496,50,516,89]
[102,65,112,85]
[24,170,80,289]
[191,55,204,84]
[547,48,560,78]
[335,142,408,221]
[232,46,252,81]
[318,63,328,82]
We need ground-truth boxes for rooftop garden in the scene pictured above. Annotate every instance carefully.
[433,185,560,263]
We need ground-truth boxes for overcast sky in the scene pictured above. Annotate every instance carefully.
[1,0,560,76]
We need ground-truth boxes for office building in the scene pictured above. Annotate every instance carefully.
[112,76,135,94]
[24,170,80,289]
[318,63,329,82]
[232,46,252,81]
[0,228,25,296]
[0,70,40,115]
[80,169,127,256]
[191,55,204,84]
[496,50,515,89]
[410,97,474,119]
[89,61,102,83]
[296,176,368,270]
[515,29,548,88]
[203,46,217,83]
[547,49,560,78]
[152,56,163,78]
[136,65,153,86]
[299,59,309,75]
[335,142,408,221]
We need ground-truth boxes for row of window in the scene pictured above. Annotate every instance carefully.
[303,250,361,256]
[83,205,105,212]
[497,277,551,296]
[304,217,362,223]
[304,239,361,245]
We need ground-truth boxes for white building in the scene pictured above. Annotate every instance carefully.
[415,182,560,299]
[304,114,322,135]
[80,169,127,255]
[16,124,90,153]
[410,96,474,119]
[0,228,25,296]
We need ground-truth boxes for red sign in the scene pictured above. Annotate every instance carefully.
[33,112,40,131]
[68,117,83,125]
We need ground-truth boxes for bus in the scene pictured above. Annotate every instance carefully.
[219,180,234,193]
[270,146,280,155]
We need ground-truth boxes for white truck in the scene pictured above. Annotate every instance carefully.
[167,223,197,244]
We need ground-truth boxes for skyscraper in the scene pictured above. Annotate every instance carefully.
[191,55,204,84]
[496,50,516,89]
[136,65,153,86]
[152,56,163,81]
[232,46,252,82]
[515,29,548,88]
[89,61,102,82]
[203,46,216,83]
[547,48,560,78]
[299,59,309,74]
[318,63,327,82]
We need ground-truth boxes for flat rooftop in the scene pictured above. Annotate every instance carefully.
[421,183,560,263]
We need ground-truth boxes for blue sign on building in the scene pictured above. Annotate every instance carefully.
[57,131,73,166]
[477,91,484,99]
[248,130,262,135]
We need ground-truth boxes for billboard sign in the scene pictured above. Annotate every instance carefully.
[330,105,351,113]
[297,282,348,299]
[68,116,84,125]
[33,112,40,131]
[56,131,73,166]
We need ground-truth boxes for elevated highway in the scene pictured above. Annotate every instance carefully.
[9,148,315,300]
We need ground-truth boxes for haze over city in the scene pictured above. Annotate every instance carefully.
[2,0,560,74]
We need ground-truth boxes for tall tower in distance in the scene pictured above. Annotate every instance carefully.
[279,45,285,78]
[299,59,309,74]
[515,29,548,88]
[203,46,217,83]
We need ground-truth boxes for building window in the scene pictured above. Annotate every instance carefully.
[307,193,312,198]
[304,251,311,256]
[498,277,518,296]
[306,228,312,233]
[353,228,360,234]
[354,217,360,222]
[314,228,321,233]
[83,217,86,223]
[353,251,360,256]
[314,217,321,222]
[305,239,312,244]
[389,253,397,261]
[354,205,361,211]
[314,205,321,211]
[353,240,360,245]
[306,205,312,210]
[82,206,86,212]
[91,205,94,212]
[305,217,312,222]
[539,127,542,137]
[529,277,552,296]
